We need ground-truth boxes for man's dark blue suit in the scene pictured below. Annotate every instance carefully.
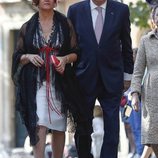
[68,0,134,157]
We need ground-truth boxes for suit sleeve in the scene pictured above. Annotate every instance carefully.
[120,6,134,74]
[67,6,74,26]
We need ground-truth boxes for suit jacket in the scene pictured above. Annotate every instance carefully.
[68,0,133,96]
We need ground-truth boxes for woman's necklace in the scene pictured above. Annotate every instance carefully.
[39,17,53,42]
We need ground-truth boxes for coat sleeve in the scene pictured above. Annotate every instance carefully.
[131,37,146,94]
[11,23,27,85]
[120,5,134,74]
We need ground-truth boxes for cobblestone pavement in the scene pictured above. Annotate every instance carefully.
[0,153,34,158]
[0,152,128,158]
[0,147,33,158]
[10,155,34,158]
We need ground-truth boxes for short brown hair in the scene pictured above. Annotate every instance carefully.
[32,0,39,6]
[32,0,57,6]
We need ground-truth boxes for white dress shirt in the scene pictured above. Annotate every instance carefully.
[90,0,132,80]
[90,0,107,29]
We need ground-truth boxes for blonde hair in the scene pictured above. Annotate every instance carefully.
[150,5,158,29]
[93,105,103,117]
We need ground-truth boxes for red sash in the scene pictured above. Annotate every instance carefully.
[40,46,61,124]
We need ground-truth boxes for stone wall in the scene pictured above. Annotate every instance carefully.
[0,1,34,149]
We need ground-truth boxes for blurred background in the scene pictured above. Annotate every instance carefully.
[0,0,153,157]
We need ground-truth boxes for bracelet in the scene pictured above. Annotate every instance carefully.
[25,54,28,59]
[25,54,30,61]
[65,56,69,64]
[24,54,29,64]
[20,54,29,65]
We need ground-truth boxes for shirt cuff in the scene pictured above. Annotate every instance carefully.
[124,73,132,81]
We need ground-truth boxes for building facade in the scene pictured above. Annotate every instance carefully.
[0,0,35,149]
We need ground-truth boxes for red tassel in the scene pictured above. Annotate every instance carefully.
[40,46,62,124]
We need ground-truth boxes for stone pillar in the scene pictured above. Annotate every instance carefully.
[0,22,3,148]
[0,22,15,149]
[0,1,35,149]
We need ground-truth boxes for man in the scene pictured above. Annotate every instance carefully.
[68,0,133,158]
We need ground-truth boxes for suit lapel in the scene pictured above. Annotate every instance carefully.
[82,0,115,45]
[100,0,114,45]
[83,0,98,44]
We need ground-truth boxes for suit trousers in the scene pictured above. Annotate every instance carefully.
[74,77,121,158]
[74,120,93,158]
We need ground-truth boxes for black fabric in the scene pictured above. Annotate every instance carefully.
[74,115,93,158]
[12,11,89,145]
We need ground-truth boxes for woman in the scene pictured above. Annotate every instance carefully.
[131,5,158,157]
[11,0,89,158]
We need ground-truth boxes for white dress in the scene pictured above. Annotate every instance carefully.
[36,82,67,131]
[34,19,67,132]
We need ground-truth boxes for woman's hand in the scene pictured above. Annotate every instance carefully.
[20,54,44,66]
[55,56,68,74]
[131,92,140,112]
[27,54,44,67]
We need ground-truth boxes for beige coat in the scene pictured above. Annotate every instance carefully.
[131,29,158,144]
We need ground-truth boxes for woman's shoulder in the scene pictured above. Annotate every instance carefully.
[54,10,71,30]
[54,10,68,21]
[141,33,150,40]
[138,30,158,49]
[141,29,156,41]
[138,32,151,46]
[20,13,38,30]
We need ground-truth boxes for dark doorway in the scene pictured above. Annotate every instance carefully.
[13,30,28,147]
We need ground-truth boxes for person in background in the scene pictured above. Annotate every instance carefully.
[120,48,144,158]
[131,5,158,157]
[120,89,136,158]
[91,102,104,158]
[45,132,53,158]
[12,0,89,158]
[68,0,134,157]
[129,48,144,158]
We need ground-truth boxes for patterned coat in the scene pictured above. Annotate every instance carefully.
[131,29,158,144]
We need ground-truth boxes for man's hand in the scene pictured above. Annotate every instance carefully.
[124,80,131,92]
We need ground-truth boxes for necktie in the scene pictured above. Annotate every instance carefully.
[95,7,103,43]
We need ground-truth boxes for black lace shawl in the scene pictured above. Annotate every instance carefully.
[11,11,90,146]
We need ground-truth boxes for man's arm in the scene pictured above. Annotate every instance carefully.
[120,5,134,90]
[120,5,133,74]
